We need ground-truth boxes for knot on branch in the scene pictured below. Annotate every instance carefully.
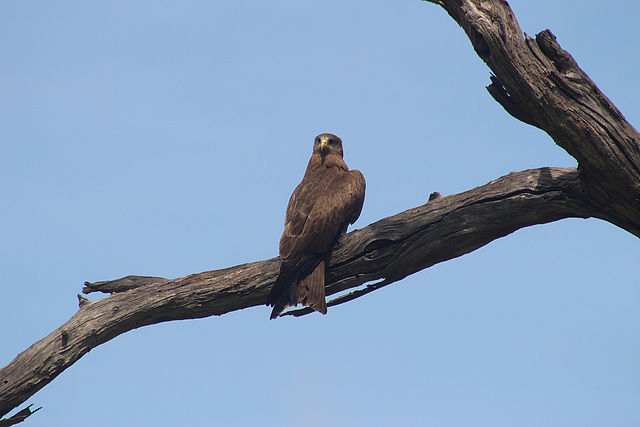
[77,294,91,308]
[428,192,442,202]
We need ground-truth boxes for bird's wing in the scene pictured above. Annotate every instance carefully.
[279,168,366,260]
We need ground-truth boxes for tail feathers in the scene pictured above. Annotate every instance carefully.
[298,261,327,315]
[268,260,327,319]
[269,276,298,320]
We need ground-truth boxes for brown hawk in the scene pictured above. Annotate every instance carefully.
[266,133,366,319]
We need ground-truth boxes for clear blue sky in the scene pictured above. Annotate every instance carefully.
[1,1,639,426]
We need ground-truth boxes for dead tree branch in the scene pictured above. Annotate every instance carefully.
[423,0,640,235]
[1,167,594,417]
[2,0,639,422]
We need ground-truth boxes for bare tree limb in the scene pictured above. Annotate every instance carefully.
[1,167,593,418]
[423,0,640,236]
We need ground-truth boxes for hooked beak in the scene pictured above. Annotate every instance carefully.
[320,138,328,152]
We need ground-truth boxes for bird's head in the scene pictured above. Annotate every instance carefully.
[313,133,344,158]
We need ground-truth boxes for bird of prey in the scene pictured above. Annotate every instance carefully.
[266,133,366,319]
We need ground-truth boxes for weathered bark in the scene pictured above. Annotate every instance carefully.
[424,0,640,236]
[0,167,594,418]
[2,0,639,422]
